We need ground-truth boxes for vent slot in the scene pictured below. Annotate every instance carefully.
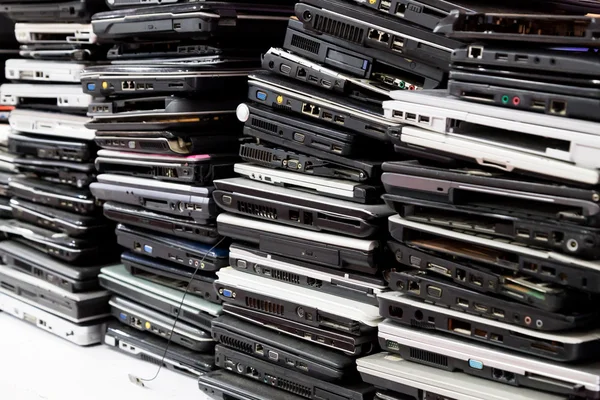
[139,141,168,150]
[251,117,278,133]
[219,334,253,353]
[290,34,321,54]
[411,320,435,329]
[237,200,277,219]
[274,376,312,398]
[140,353,163,366]
[245,296,285,315]
[240,145,274,165]
[312,14,364,44]
[271,269,301,284]
[409,347,448,367]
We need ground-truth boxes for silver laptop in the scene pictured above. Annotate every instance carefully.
[379,319,600,399]
[400,125,600,185]
[383,90,600,170]
[14,23,97,44]
[357,352,569,400]
[0,291,106,346]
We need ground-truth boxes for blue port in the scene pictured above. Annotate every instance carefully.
[222,289,233,298]
[119,312,127,321]
[87,83,96,91]
[468,359,483,370]
[143,245,153,254]
[256,91,267,101]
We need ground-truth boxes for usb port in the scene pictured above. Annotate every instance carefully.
[322,111,333,121]
[456,298,469,308]
[492,308,505,318]
[418,115,430,124]
[174,22,181,29]
[392,36,404,52]
[516,229,530,238]
[333,115,345,124]
[308,75,319,83]
[470,276,483,286]
[379,0,391,11]
[534,232,549,242]
[392,110,404,118]
[406,112,417,121]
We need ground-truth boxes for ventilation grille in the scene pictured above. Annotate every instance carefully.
[411,320,435,329]
[140,353,163,366]
[219,334,253,354]
[409,347,448,367]
[240,145,273,165]
[245,296,285,315]
[237,200,277,219]
[276,377,312,398]
[312,14,364,44]
[290,34,320,54]
[139,141,168,150]
[271,269,300,285]
[251,117,278,133]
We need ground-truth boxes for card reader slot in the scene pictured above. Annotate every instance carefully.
[317,212,361,227]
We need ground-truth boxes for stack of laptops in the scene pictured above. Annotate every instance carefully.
[0,1,121,347]
[88,0,296,376]
[358,5,600,400]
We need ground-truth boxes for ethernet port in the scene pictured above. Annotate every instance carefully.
[255,344,264,355]
[468,46,483,59]
[550,100,567,115]
[396,2,406,16]
[408,280,420,294]
[297,68,307,79]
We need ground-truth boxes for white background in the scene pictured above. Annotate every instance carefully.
[0,312,210,400]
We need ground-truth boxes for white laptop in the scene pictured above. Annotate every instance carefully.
[9,108,94,140]
[14,23,97,45]
[383,90,600,169]
[1,83,92,110]
[5,59,86,83]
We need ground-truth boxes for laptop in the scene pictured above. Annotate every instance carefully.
[296,0,462,70]
[19,44,100,62]
[229,243,387,305]
[213,177,392,237]
[212,314,356,381]
[248,71,400,141]
[284,18,445,88]
[104,202,220,244]
[8,124,95,153]
[95,149,237,185]
[386,240,574,313]
[92,2,291,42]
[215,267,381,335]
[198,370,306,400]
[262,47,417,100]
[217,213,381,274]
[1,83,91,112]
[104,322,215,376]
[15,22,97,44]
[388,214,600,294]
[81,64,252,96]
[215,344,375,400]
[109,295,214,352]
[121,251,221,304]
[381,161,600,228]
[383,193,600,259]
[94,129,240,156]
[115,224,229,271]
[14,157,95,188]
[86,96,238,131]
[10,198,108,238]
[379,320,600,399]
[235,163,383,204]
[0,240,104,293]
[435,12,600,46]
[383,90,600,168]
[0,171,12,197]
[5,59,86,83]
[357,352,569,400]
[378,291,600,362]
[448,71,600,122]
[237,102,380,158]
[390,270,596,331]
[0,264,110,322]
[0,291,107,346]
[224,302,376,355]
[90,173,216,223]
[10,176,98,215]
[0,0,106,22]
[0,149,17,172]
[98,264,222,330]
[239,141,381,183]
[0,219,111,264]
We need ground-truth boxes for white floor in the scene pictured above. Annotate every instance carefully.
[0,312,210,400]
